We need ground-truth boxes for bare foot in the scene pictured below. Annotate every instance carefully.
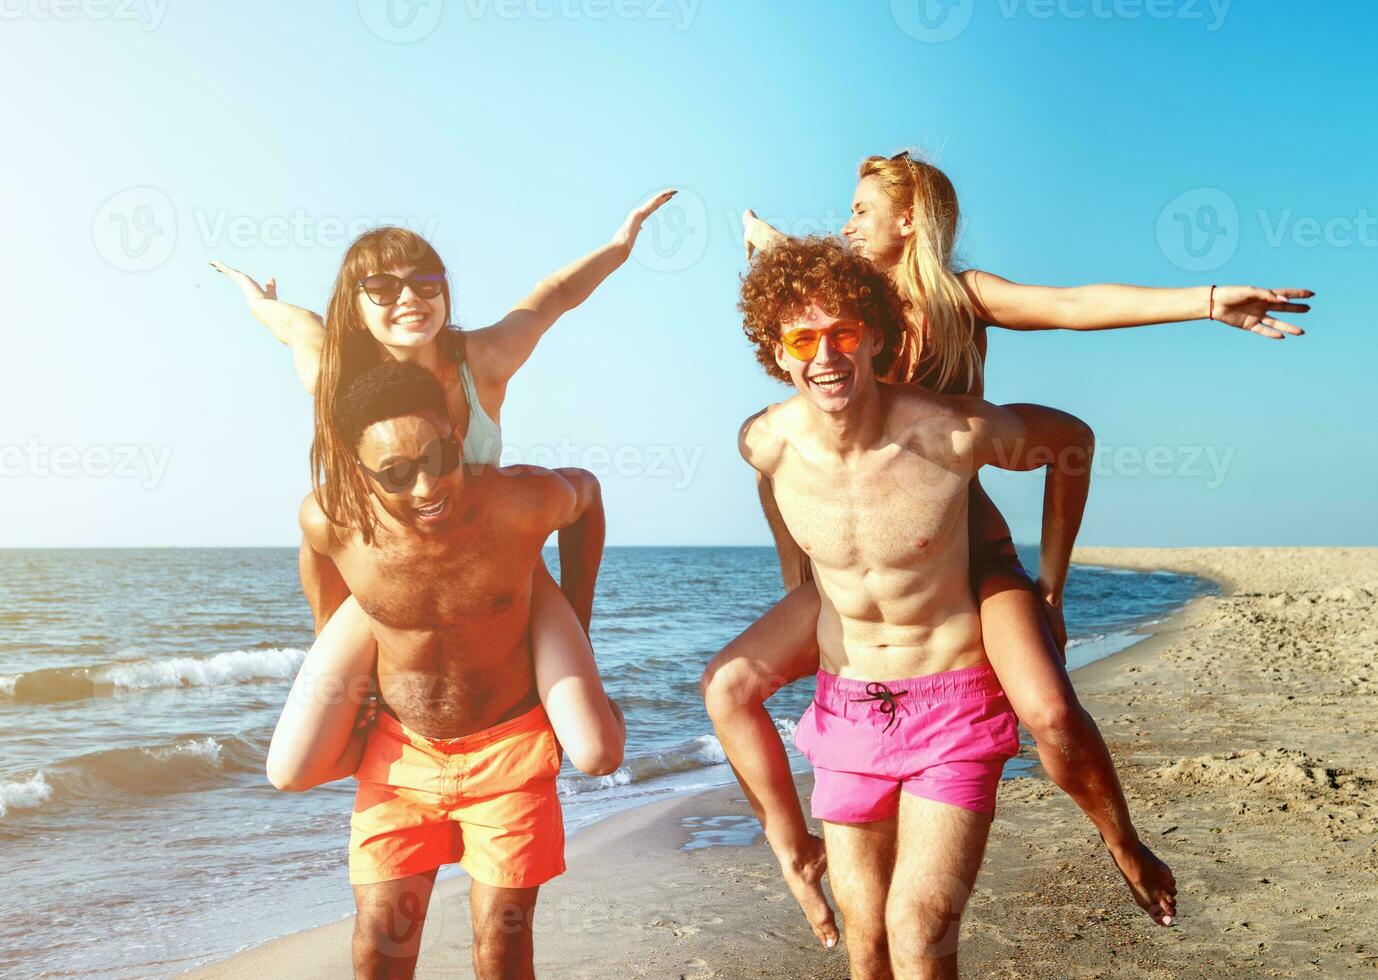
[778,834,839,948]
[1110,839,1178,925]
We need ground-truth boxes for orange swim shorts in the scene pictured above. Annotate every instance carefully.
[348,704,566,889]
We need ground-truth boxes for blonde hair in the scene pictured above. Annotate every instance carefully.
[310,226,460,544]
[857,152,982,394]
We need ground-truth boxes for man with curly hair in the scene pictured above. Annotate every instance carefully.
[732,236,1099,979]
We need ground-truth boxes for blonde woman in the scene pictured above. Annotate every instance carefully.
[212,190,673,788]
[702,153,1311,946]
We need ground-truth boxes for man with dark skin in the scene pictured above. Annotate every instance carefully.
[268,359,607,980]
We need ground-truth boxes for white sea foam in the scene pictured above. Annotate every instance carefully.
[683,733,727,766]
[0,675,16,697]
[0,772,52,818]
[98,648,306,691]
[144,737,224,767]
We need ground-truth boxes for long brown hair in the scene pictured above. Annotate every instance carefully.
[858,152,983,394]
[310,226,460,544]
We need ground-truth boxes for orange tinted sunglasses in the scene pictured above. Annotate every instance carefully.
[779,323,865,361]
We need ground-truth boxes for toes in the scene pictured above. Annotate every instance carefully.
[812,909,839,948]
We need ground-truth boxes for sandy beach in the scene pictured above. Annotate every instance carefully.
[189,547,1378,978]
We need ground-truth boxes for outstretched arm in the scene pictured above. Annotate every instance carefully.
[962,270,1312,340]
[967,400,1095,610]
[465,190,677,391]
[210,262,325,391]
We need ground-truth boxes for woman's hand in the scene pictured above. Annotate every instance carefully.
[742,208,786,262]
[210,260,277,311]
[210,260,324,391]
[612,189,677,257]
[1035,578,1068,660]
[1211,286,1313,339]
[354,693,380,731]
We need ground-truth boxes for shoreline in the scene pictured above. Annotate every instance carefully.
[187,547,1378,978]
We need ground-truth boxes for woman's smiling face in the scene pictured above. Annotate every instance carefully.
[355,265,449,351]
[842,175,908,269]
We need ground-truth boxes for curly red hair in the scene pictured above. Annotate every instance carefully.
[738,236,906,384]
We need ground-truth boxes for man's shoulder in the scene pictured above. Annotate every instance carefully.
[478,464,577,515]
[887,384,992,427]
[298,490,345,553]
[739,397,803,469]
[885,385,997,458]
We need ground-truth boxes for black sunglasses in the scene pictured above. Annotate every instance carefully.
[356,272,446,307]
[358,434,462,493]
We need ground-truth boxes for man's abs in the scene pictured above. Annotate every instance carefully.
[811,560,987,682]
[373,625,537,740]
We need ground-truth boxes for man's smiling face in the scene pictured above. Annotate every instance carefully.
[774,303,881,413]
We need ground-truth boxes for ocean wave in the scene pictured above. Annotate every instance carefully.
[1064,633,1106,649]
[557,716,800,798]
[0,772,53,818]
[0,648,305,704]
[559,732,728,797]
[0,734,265,820]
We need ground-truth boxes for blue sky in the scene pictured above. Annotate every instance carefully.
[1,1,1373,547]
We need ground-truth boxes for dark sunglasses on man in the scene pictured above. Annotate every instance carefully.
[357,433,462,493]
[356,271,446,307]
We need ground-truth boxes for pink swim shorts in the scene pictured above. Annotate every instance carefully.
[794,663,1020,823]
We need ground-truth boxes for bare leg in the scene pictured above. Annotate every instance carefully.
[529,563,624,775]
[886,795,991,980]
[701,584,837,947]
[822,817,898,979]
[469,881,540,980]
[267,597,378,791]
[979,572,1177,925]
[352,871,438,980]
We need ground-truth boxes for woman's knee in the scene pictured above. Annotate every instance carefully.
[1017,688,1085,743]
[700,647,771,719]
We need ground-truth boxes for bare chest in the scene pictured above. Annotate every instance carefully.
[771,444,969,573]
